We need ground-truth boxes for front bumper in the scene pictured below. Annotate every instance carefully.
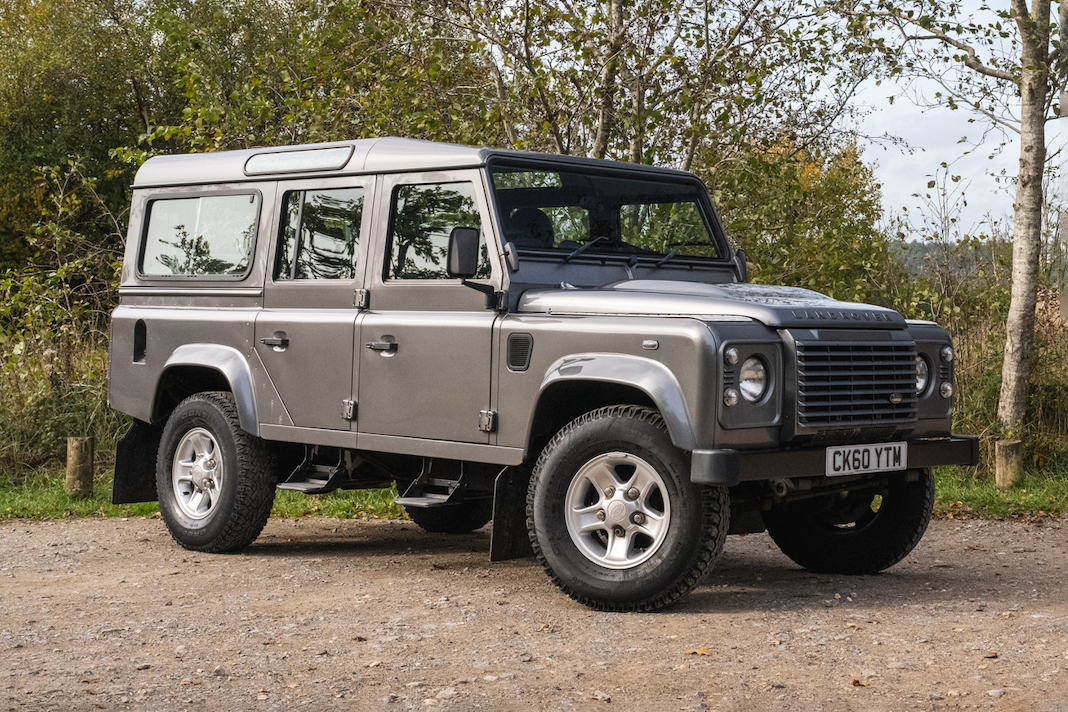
[691,435,979,486]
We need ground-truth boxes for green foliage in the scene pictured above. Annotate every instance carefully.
[0,339,127,473]
[707,141,900,305]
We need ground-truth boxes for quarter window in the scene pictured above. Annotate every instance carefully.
[387,182,488,280]
[277,188,364,280]
[141,194,259,277]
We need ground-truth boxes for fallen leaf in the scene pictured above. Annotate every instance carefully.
[686,646,711,656]
[852,679,868,687]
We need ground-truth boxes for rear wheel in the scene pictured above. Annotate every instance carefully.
[528,406,728,612]
[156,392,276,553]
[404,499,493,533]
[761,469,934,575]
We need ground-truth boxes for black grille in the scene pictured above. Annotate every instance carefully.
[507,333,533,371]
[795,342,917,427]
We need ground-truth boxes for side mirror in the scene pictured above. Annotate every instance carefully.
[732,248,748,283]
[447,226,480,279]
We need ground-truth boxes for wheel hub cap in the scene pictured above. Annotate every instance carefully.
[172,428,224,521]
[564,452,671,570]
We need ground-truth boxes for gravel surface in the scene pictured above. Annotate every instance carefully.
[1,516,1067,711]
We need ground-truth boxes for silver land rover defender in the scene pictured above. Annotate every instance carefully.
[109,138,978,611]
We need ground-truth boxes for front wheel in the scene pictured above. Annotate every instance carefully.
[156,392,276,553]
[761,468,935,575]
[527,406,728,612]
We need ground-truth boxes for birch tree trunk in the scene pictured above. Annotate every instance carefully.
[996,0,1050,435]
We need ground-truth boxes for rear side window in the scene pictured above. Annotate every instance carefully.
[141,194,260,277]
[276,187,364,280]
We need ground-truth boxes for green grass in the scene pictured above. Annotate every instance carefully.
[934,466,1068,520]
[0,469,404,521]
[3,467,1065,523]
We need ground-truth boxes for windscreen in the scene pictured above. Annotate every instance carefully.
[490,165,722,261]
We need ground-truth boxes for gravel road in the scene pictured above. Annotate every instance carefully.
[1,515,1066,711]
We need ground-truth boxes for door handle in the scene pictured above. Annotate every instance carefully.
[366,341,398,352]
[260,336,290,348]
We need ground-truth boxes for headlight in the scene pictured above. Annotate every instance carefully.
[916,355,930,395]
[739,357,768,402]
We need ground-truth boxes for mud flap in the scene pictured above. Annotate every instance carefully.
[112,419,164,504]
[489,467,535,561]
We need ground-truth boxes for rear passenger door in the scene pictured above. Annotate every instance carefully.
[254,177,373,431]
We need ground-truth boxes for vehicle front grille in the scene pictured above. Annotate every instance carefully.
[795,341,917,427]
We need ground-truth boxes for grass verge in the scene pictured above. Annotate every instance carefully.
[0,469,404,521]
[934,466,1068,521]
[3,467,1065,523]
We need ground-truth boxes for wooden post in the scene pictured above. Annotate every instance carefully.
[65,437,94,500]
[995,440,1023,489]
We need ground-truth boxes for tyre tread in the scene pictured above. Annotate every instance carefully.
[160,391,276,554]
[526,405,728,612]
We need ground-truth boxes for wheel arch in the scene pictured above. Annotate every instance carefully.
[153,344,259,436]
[526,353,697,457]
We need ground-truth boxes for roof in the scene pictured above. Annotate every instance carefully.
[132,137,694,188]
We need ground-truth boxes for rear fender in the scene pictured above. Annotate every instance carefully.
[157,344,259,435]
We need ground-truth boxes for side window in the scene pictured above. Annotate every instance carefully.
[141,194,259,277]
[387,182,489,280]
[276,187,364,280]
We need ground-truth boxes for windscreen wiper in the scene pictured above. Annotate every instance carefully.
[564,236,609,262]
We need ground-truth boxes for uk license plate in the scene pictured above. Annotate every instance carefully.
[825,442,907,477]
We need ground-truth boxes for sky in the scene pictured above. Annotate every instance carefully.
[847,3,1067,240]
[857,82,1066,239]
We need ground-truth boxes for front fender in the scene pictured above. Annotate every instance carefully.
[159,344,260,435]
[538,353,697,451]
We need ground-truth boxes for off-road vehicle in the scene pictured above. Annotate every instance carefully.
[110,137,978,611]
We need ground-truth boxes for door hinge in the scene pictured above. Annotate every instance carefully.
[342,400,357,420]
[478,410,497,433]
[354,289,369,309]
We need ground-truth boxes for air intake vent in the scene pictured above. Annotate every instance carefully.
[795,341,918,427]
[507,333,534,371]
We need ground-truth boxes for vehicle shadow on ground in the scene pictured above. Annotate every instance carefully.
[223,521,1068,615]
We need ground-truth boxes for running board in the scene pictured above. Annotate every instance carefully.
[394,463,468,508]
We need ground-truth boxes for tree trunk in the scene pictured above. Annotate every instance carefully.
[590,0,623,160]
[996,1,1050,436]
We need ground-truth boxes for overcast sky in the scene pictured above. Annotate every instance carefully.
[849,21,1066,240]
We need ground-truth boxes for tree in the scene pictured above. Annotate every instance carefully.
[834,0,1067,456]
[432,0,875,166]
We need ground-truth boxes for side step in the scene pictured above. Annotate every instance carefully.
[277,450,348,495]
[394,463,468,508]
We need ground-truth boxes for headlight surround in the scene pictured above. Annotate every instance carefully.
[739,356,768,403]
[916,355,930,395]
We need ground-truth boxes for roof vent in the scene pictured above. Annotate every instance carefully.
[507,333,534,372]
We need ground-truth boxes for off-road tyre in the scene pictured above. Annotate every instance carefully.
[762,468,935,575]
[156,391,276,553]
[527,406,729,612]
[405,499,493,533]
